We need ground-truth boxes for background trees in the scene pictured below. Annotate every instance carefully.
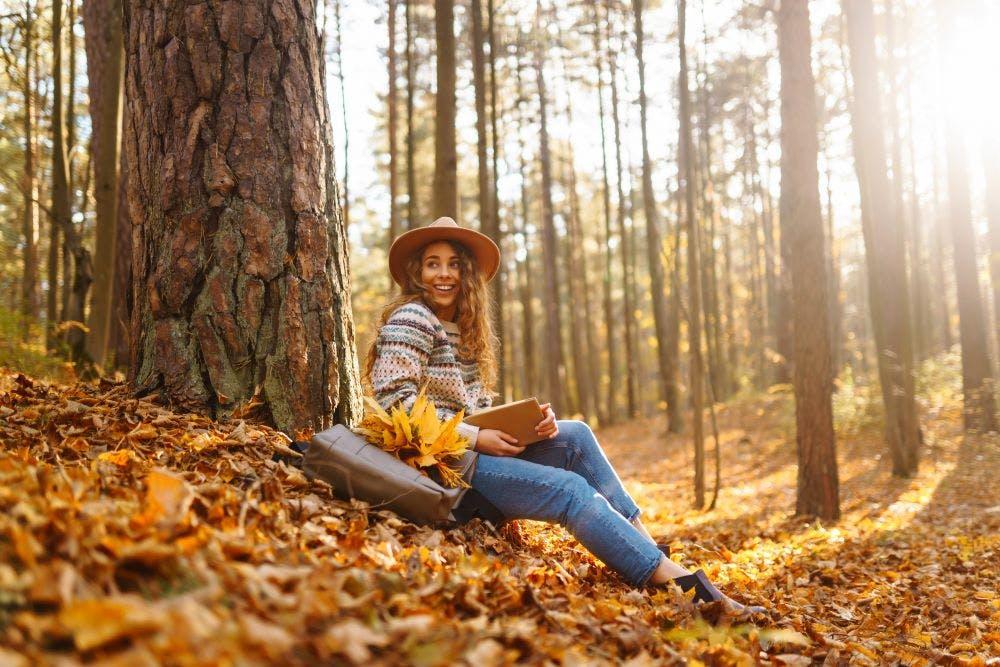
[1,0,998,507]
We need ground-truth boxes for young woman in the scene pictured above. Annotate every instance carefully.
[365,217,764,619]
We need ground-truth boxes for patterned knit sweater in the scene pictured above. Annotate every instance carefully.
[370,301,493,494]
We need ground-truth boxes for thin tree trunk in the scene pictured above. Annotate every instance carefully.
[486,0,506,401]
[606,0,639,418]
[779,0,840,520]
[333,0,349,226]
[844,0,921,474]
[110,148,131,368]
[931,134,953,353]
[592,3,619,424]
[934,0,997,431]
[388,0,399,249]
[53,0,90,361]
[122,0,362,432]
[533,0,564,412]
[515,55,537,397]
[470,0,504,398]
[405,0,417,229]
[679,0,705,509]
[21,0,40,332]
[433,0,458,217]
[985,133,1000,361]
[83,0,124,367]
[633,0,679,423]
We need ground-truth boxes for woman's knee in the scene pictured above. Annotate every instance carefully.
[559,420,604,457]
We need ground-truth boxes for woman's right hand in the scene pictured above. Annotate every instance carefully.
[475,429,524,456]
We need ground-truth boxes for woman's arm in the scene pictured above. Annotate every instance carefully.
[370,304,435,413]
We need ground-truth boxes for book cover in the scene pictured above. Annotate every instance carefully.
[463,397,547,446]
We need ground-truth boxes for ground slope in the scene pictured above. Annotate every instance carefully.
[0,371,997,665]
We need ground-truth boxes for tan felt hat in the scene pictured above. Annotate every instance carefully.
[388,217,501,287]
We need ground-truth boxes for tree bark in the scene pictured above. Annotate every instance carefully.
[678,0,705,508]
[779,0,840,519]
[844,0,921,474]
[432,0,458,217]
[83,0,124,367]
[122,0,362,433]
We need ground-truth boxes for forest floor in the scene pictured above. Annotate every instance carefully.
[0,368,997,665]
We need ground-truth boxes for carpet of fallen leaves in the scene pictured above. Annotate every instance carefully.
[0,371,997,666]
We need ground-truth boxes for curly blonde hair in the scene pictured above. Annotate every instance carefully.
[363,240,499,394]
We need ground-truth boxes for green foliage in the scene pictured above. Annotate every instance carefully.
[0,306,68,381]
[832,365,883,436]
[914,346,964,416]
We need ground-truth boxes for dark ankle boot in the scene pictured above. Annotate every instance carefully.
[671,569,767,619]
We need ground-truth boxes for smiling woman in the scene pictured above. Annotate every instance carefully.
[359,217,767,620]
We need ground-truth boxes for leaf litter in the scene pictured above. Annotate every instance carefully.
[0,371,997,665]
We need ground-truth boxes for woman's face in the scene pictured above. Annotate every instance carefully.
[420,241,461,319]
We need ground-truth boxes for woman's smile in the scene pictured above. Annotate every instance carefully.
[421,241,462,320]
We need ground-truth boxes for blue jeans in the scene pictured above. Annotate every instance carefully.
[463,420,663,587]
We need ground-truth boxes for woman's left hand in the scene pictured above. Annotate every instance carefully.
[535,403,559,439]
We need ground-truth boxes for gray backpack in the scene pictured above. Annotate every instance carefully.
[302,424,474,525]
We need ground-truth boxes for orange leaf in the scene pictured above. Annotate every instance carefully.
[58,596,166,651]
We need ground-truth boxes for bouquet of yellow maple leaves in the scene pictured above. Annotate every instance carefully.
[354,389,471,488]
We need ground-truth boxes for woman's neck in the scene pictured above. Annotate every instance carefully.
[429,301,457,322]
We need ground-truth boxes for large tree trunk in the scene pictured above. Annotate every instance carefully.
[633,0,680,423]
[779,0,840,519]
[83,0,124,367]
[21,0,40,332]
[678,0,705,508]
[533,0,565,412]
[934,0,997,431]
[122,0,362,433]
[844,0,921,475]
[432,0,457,217]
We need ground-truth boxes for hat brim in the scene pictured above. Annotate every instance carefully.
[388,226,501,287]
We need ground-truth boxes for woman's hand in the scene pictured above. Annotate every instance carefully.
[535,403,559,439]
[475,429,524,456]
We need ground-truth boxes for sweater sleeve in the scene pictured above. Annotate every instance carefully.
[370,305,436,413]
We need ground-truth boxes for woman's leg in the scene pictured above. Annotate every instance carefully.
[471,452,664,587]
[517,420,646,526]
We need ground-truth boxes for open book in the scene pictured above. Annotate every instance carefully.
[463,397,547,446]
